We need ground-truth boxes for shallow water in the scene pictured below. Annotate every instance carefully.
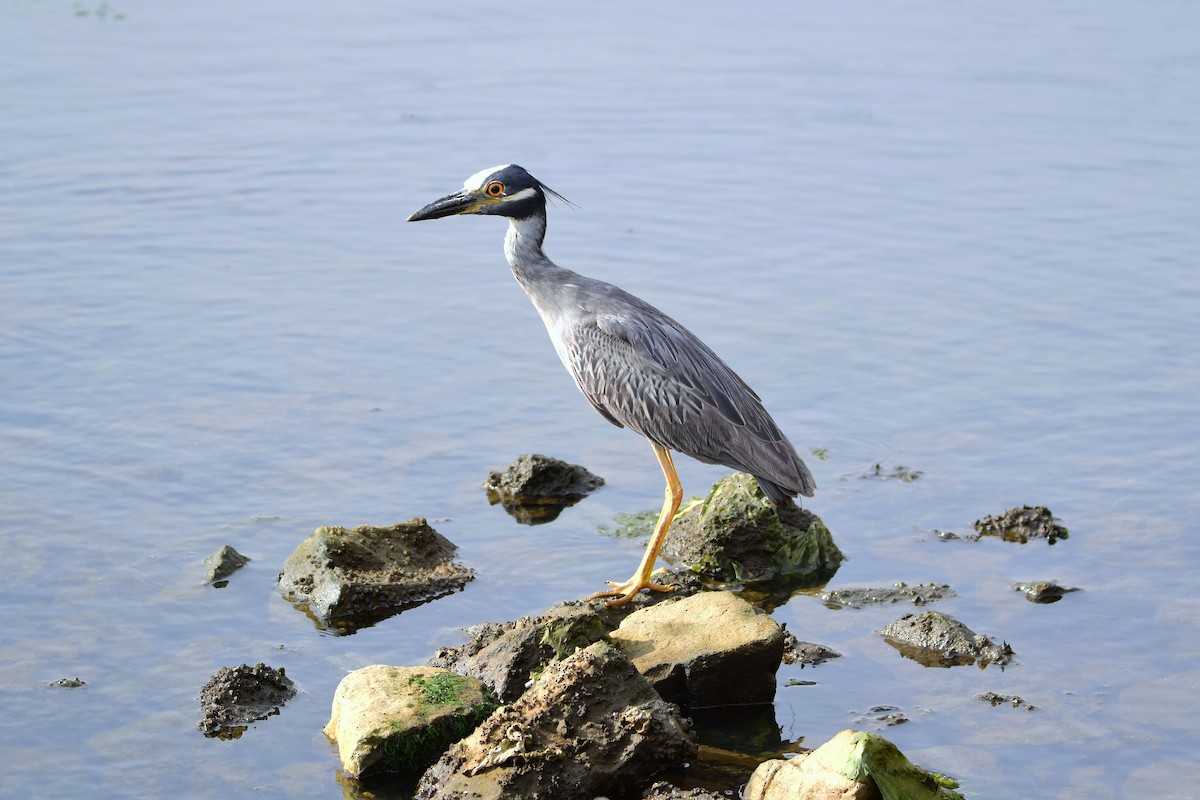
[2,1,1198,797]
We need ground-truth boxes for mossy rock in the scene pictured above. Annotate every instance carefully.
[664,473,842,592]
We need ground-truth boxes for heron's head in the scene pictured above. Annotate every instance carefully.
[406,164,567,222]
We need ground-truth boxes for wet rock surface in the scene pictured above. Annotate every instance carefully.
[973,505,1068,544]
[484,453,605,524]
[415,641,695,800]
[641,781,728,799]
[609,591,785,708]
[277,519,474,632]
[822,582,955,609]
[324,665,496,777]
[858,462,924,482]
[782,634,841,666]
[878,611,1014,669]
[1013,580,1080,603]
[746,729,964,800]
[204,544,250,585]
[197,662,295,739]
[663,473,842,593]
[48,677,86,688]
[977,691,1036,710]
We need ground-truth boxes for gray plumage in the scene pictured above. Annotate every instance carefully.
[408,164,815,506]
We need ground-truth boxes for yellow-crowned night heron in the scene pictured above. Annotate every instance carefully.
[408,165,815,605]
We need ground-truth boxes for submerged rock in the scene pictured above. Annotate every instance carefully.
[484,453,605,524]
[324,665,496,777]
[197,662,295,739]
[878,611,1014,669]
[822,582,955,610]
[48,677,86,688]
[977,691,1036,710]
[973,505,1068,544]
[642,781,728,799]
[1013,580,1080,603]
[663,473,842,593]
[782,634,841,666]
[415,641,695,799]
[858,463,924,482]
[277,519,474,632]
[204,544,250,585]
[609,591,785,708]
[745,729,965,800]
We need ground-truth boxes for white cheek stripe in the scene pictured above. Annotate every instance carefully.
[463,164,513,191]
[501,187,537,203]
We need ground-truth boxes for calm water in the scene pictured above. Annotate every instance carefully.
[2,1,1198,797]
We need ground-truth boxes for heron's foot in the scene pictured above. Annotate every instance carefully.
[585,571,676,607]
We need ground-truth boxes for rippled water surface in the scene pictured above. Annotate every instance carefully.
[3,1,1198,797]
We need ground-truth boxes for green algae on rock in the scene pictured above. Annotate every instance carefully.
[663,473,842,592]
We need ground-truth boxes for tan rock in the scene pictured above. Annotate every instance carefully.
[324,664,494,777]
[610,590,784,707]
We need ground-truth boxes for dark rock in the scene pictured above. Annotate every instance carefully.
[204,544,250,585]
[782,634,841,666]
[642,781,727,799]
[859,463,923,482]
[977,691,1036,710]
[48,677,86,688]
[430,603,612,703]
[484,453,605,524]
[878,610,1014,669]
[197,662,295,739]
[1013,580,1080,603]
[822,582,955,609]
[277,519,474,633]
[663,473,842,594]
[973,505,1068,544]
[324,665,497,776]
[609,591,785,708]
[853,705,910,727]
[415,641,695,799]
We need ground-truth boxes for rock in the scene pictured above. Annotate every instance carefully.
[782,634,841,666]
[609,591,785,708]
[430,603,613,703]
[204,544,250,585]
[973,505,1068,544]
[1012,580,1079,603]
[745,729,964,800]
[277,519,474,632]
[663,473,842,593]
[852,705,910,728]
[976,692,1036,710]
[484,453,605,524]
[324,665,496,777]
[642,781,728,799]
[878,611,1014,669]
[822,582,955,609]
[197,663,295,739]
[415,641,695,799]
[48,677,86,688]
[858,463,923,482]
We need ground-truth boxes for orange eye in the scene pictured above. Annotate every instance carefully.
[485,181,505,198]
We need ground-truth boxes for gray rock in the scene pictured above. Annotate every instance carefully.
[415,641,695,799]
[1013,580,1080,603]
[197,663,295,739]
[204,544,250,584]
[663,473,842,593]
[977,691,1036,710]
[782,634,841,666]
[878,611,1014,669]
[324,665,496,777]
[484,453,605,524]
[822,582,955,609]
[277,519,473,631]
[973,505,1068,544]
[609,591,785,708]
[642,781,728,799]
[430,603,612,703]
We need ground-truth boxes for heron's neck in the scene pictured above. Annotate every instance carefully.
[504,212,558,288]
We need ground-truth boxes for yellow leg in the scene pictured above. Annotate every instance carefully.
[587,442,684,607]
